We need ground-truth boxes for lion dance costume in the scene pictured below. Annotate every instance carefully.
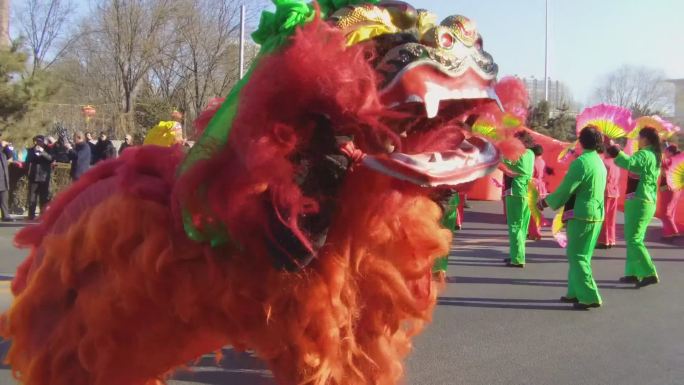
[2,1,526,384]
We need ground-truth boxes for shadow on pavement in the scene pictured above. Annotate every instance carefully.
[447,276,636,290]
[0,339,11,369]
[0,340,274,384]
[0,223,24,229]
[172,348,275,385]
[438,296,574,311]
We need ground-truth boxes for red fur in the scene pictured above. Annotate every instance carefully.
[11,146,184,295]
[174,19,392,247]
[497,133,527,161]
[4,20,451,385]
[495,76,530,121]
[193,97,225,137]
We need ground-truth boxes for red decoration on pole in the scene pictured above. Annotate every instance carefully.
[81,105,96,122]
[172,110,183,122]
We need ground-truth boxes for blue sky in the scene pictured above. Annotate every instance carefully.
[410,0,684,102]
[67,0,684,103]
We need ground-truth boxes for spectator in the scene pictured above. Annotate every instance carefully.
[26,135,53,220]
[1,139,13,161]
[86,132,97,165]
[119,134,134,155]
[50,135,71,164]
[0,136,14,222]
[66,132,91,181]
[93,132,116,164]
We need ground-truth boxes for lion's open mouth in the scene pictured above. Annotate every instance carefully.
[362,59,501,187]
[363,136,499,187]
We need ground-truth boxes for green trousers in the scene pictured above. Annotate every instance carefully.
[566,219,602,305]
[624,199,658,280]
[506,195,530,265]
[433,194,460,273]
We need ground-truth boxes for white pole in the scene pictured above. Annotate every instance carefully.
[544,0,549,102]
[239,4,246,79]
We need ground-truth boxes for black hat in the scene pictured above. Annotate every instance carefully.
[33,135,45,143]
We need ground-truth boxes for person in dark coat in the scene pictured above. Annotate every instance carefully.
[66,132,92,181]
[26,135,53,220]
[0,137,14,221]
[118,134,134,156]
[86,132,97,165]
[93,132,116,164]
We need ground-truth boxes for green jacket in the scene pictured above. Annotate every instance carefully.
[546,150,607,222]
[614,146,660,203]
[502,149,535,197]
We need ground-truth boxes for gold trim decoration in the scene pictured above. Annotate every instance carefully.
[441,15,478,47]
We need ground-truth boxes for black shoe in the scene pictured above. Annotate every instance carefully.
[506,262,524,268]
[560,296,579,303]
[573,302,601,310]
[636,276,659,288]
[619,276,639,284]
[503,258,511,263]
[595,243,609,249]
[455,225,462,230]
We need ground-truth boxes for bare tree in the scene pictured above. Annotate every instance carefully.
[14,0,77,74]
[162,0,263,117]
[594,65,674,117]
[0,0,9,49]
[50,0,266,136]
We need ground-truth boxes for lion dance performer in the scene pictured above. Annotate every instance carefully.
[2,2,525,385]
[501,132,536,268]
[660,144,682,240]
[596,151,621,249]
[541,127,606,309]
[607,127,662,288]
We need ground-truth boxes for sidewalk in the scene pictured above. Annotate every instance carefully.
[1,201,683,385]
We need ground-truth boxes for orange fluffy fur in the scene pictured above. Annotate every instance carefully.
[2,168,450,385]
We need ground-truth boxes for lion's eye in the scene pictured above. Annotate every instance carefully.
[439,32,455,49]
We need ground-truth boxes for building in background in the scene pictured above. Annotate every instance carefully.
[669,79,684,125]
[522,76,577,116]
[667,79,684,145]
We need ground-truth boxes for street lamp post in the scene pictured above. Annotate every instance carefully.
[239,4,246,79]
[544,0,549,102]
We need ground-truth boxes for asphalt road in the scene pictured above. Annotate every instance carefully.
[1,202,683,385]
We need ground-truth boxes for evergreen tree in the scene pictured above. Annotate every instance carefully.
[0,40,32,122]
[0,39,59,143]
[547,104,577,142]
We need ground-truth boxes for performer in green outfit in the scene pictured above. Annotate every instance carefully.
[501,132,535,267]
[606,127,661,288]
[433,189,460,282]
[541,126,606,309]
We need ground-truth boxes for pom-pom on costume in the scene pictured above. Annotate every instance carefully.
[143,121,184,147]
[1,2,524,384]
